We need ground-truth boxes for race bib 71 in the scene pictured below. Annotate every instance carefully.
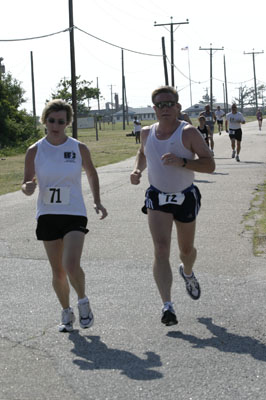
[43,187,70,205]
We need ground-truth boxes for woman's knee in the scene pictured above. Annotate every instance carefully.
[180,246,196,259]
[64,261,84,280]
[52,267,67,282]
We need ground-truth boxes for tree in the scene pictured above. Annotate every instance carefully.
[233,84,266,111]
[0,73,40,149]
[50,77,100,114]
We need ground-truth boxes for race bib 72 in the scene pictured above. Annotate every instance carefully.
[158,192,185,206]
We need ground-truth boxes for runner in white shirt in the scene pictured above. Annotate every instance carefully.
[133,116,141,144]
[225,104,245,162]
[130,86,215,327]
[215,106,225,135]
[22,99,107,332]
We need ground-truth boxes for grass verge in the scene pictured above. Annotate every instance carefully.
[243,182,266,257]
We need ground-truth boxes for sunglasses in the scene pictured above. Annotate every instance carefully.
[154,101,177,109]
[47,118,66,125]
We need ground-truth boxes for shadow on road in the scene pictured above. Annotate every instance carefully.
[194,179,215,184]
[212,172,229,176]
[68,332,163,380]
[167,317,266,362]
[241,161,265,165]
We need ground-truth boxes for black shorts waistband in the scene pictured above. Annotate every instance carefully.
[149,184,194,194]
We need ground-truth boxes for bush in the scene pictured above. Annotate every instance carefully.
[0,73,42,149]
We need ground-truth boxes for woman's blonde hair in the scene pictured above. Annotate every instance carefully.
[41,99,73,125]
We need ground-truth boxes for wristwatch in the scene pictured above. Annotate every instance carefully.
[182,158,187,167]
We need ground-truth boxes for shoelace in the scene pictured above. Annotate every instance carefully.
[186,275,198,289]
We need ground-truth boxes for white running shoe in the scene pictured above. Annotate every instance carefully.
[78,299,94,329]
[58,307,75,332]
[236,155,240,162]
[232,150,236,158]
[179,264,201,300]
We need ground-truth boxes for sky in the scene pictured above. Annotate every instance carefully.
[1,0,265,116]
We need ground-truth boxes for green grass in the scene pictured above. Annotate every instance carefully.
[0,154,26,195]
[0,116,258,196]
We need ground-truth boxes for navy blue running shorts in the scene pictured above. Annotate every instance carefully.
[142,184,201,223]
[36,214,89,241]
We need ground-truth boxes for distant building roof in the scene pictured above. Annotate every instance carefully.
[184,103,230,114]
[113,106,155,116]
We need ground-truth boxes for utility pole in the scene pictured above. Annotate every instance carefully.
[154,18,189,87]
[161,37,169,85]
[223,55,229,113]
[96,77,101,132]
[199,44,223,111]
[244,49,264,110]
[30,51,36,129]
[222,83,226,111]
[69,0,77,138]
[108,84,116,129]
[236,85,244,112]
[261,86,265,112]
[121,49,126,130]
[187,47,192,106]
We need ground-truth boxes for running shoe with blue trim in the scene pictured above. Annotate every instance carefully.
[179,264,201,300]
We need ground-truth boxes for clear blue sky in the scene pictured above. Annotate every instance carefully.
[1,0,265,115]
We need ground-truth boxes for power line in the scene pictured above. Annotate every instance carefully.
[0,25,162,57]
[0,26,262,89]
[167,55,255,88]
[167,56,207,84]
[0,28,69,42]
[75,26,162,57]
[213,77,254,85]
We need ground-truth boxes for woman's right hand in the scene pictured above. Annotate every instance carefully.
[22,178,37,195]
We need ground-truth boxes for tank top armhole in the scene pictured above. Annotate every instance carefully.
[145,123,157,149]
[179,122,194,158]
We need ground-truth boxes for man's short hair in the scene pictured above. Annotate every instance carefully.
[151,86,179,104]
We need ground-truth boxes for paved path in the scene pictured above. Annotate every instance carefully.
[1,121,266,400]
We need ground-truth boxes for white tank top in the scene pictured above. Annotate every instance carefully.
[144,121,194,192]
[34,137,87,219]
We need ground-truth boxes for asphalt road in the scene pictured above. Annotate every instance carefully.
[1,120,266,400]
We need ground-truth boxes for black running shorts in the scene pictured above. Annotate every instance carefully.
[142,184,201,223]
[36,214,89,241]
[229,128,242,141]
